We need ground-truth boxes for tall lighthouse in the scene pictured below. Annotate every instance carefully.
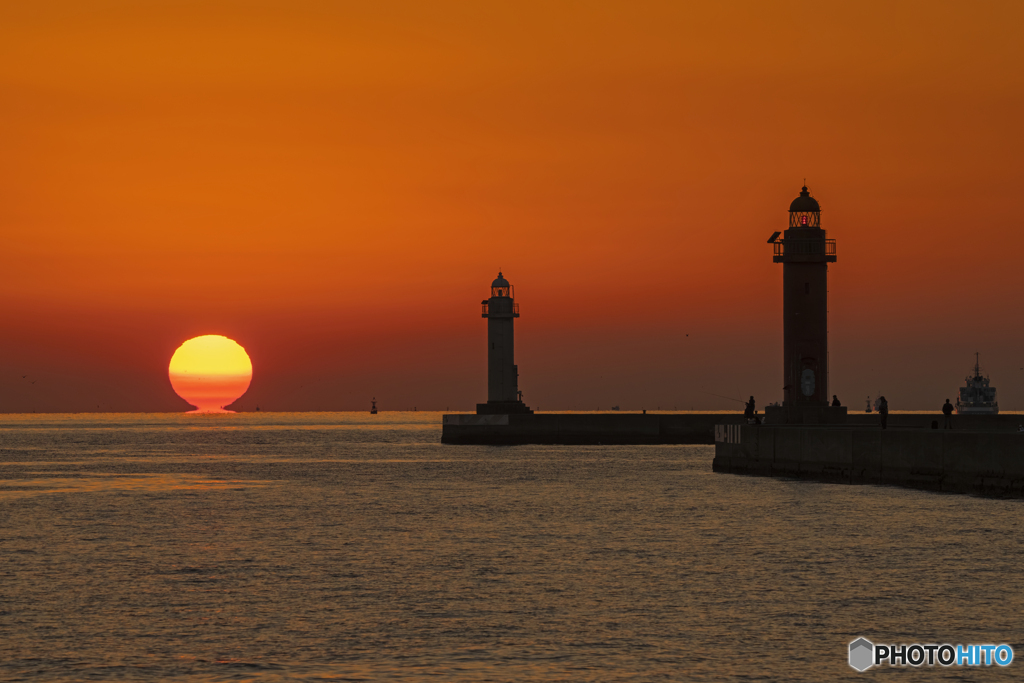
[477,272,532,415]
[767,185,842,423]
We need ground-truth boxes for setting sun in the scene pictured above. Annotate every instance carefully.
[169,335,253,412]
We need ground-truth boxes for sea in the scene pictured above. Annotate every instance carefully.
[1,412,1021,681]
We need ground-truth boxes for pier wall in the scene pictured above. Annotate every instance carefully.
[441,412,1024,446]
[713,423,1024,497]
[441,413,746,445]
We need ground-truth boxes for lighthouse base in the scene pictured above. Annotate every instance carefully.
[476,400,534,415]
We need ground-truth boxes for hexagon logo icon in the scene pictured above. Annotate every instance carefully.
[849,637,874,671]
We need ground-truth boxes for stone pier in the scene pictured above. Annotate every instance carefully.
[713,421,1024,497]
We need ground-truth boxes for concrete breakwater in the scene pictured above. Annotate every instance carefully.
[441,412,1024,446]
[441,412,747,445]
[713,421,1024,497]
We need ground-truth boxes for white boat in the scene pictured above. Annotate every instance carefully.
[956,353,998,414]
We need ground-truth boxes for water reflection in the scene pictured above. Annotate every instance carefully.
[0,473,267,499]
[1,413,1022,681]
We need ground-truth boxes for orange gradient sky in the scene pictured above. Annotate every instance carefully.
[1,1,1022,412]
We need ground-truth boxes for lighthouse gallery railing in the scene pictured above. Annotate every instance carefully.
[481,302,520,317]
[773,238,836,262]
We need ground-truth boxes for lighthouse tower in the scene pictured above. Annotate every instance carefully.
[477,272,532,415]
[767,185,844,423]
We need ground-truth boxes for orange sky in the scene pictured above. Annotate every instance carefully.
[2,1,1022,412]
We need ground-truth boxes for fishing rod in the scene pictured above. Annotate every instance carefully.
[701,390,747,405]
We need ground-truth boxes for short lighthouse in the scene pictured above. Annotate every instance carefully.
[477,272,532,414]
[766,185,844,423]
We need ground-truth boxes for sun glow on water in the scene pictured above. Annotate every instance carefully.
[169,335,253,413]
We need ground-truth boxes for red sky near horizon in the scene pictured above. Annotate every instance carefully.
[2,1,1022,412]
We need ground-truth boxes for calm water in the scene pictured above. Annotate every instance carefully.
[1,412,1021,681]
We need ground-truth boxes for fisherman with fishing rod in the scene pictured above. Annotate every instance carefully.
[703,390,760,424]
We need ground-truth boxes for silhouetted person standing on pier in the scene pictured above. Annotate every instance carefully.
[942,398,954,429]
[878,396,889,430]
[831,395,840,407]
[744,396,756,423]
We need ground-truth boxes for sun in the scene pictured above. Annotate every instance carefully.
[169,335,253,413]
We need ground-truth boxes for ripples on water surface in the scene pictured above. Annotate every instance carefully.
[1,412,1021,681]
